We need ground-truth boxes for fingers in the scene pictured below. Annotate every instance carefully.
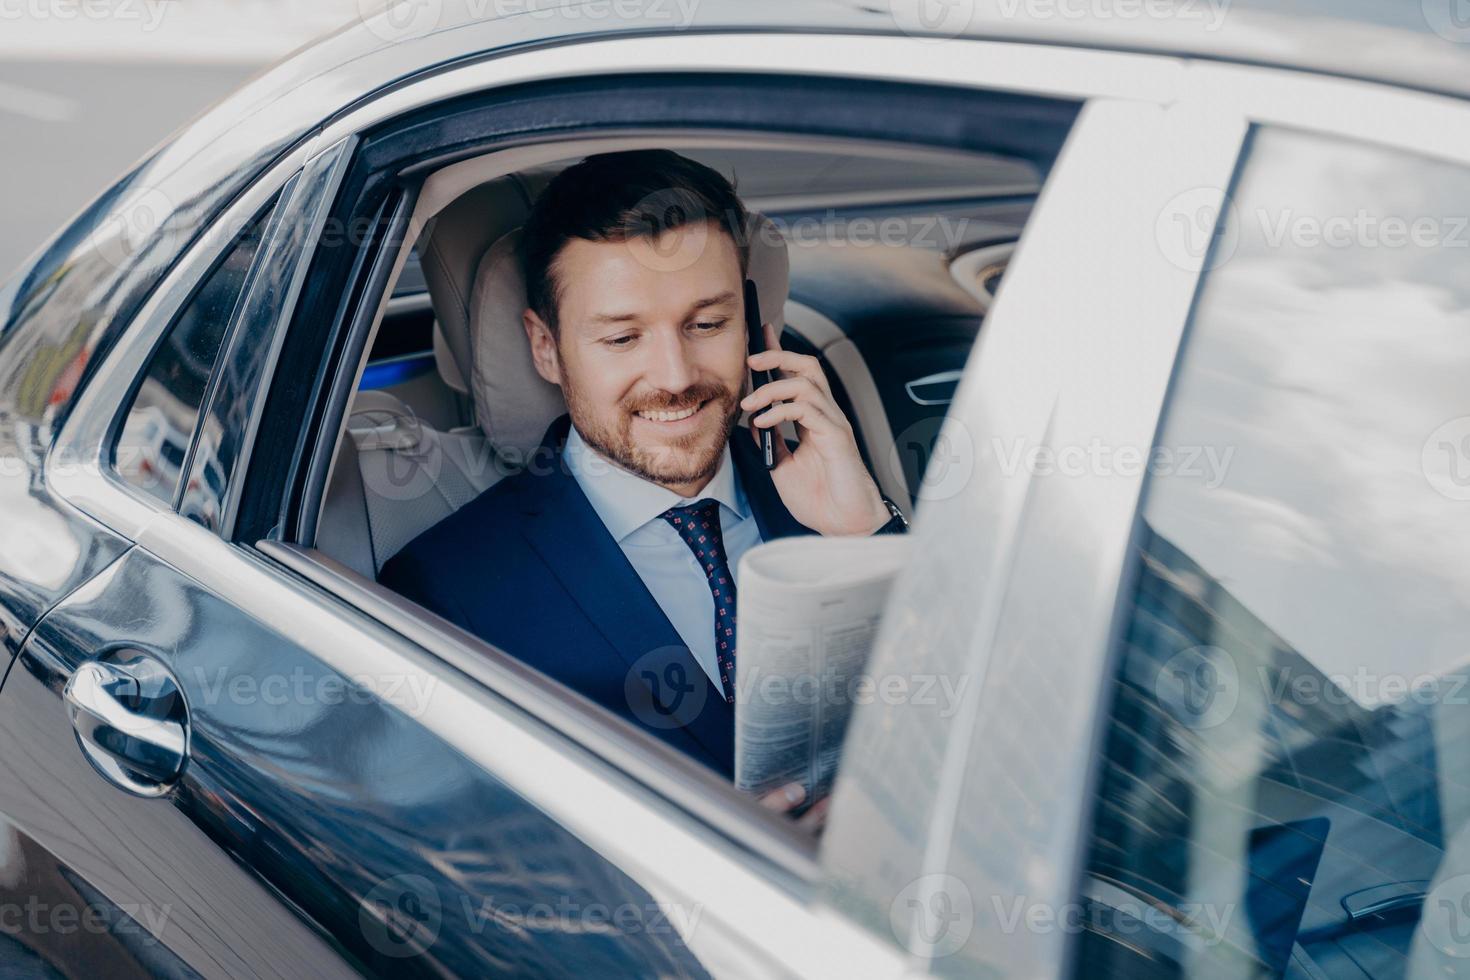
[750,398,844,438]
[796,796,831,834]
[762,319,782,356]
[741,376,844,425]
[748,347,835,401]
[758,781,806,813]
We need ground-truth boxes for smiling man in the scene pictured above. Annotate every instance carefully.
[380,150,906,795]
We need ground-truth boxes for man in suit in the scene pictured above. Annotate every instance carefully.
[381,150,906,803]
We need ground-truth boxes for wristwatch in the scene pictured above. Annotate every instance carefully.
[871,496,910,535]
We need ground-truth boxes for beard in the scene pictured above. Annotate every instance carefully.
[562,373,742,489]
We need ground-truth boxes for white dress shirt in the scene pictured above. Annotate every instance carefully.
[563,424,764,688]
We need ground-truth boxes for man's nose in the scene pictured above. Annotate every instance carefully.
[643,330,698,394]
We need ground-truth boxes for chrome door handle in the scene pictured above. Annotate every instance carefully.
[64,657,187,796]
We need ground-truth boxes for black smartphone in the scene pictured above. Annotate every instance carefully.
[743,278,776,469]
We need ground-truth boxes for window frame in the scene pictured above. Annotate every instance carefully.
[104,190,281,509]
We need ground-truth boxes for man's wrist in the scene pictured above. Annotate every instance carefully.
[869,496,909,535]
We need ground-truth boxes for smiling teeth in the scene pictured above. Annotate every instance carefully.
[637,404,700,422]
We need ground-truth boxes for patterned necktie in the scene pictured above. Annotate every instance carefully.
[660,498,737,704]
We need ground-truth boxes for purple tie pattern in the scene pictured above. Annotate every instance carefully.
[660,498,737,704]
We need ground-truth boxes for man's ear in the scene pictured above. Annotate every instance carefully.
[523,309,562,386]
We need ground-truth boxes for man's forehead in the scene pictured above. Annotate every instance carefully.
[555,224,742,321]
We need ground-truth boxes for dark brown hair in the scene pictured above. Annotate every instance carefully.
[520,149,749,331]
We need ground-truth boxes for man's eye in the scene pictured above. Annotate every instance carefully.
[691,319,727,332]
[605,335,636,348]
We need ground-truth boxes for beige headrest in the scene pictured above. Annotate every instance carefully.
[468,214,791,460]
[419,176,537,394]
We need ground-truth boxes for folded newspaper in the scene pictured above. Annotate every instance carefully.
[734,533,911,799]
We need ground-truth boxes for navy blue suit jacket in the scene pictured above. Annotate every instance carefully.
[379,414,816,777]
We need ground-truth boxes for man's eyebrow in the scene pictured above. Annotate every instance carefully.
[588,291,738,324]
[689,290,738,313]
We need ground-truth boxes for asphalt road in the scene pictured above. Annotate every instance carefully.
[0,59,257,279]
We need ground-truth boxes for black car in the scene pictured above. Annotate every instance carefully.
[4,2,1470,977]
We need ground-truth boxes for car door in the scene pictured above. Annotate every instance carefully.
[846,60,1470,980]
[1061,71,1470,980]
[1,124,767,975]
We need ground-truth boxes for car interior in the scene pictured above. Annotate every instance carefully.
[314,135,1036,579]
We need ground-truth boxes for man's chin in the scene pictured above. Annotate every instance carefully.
[622,439,724,488]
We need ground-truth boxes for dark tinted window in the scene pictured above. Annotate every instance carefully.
[113,202,275,504]
[1078,128,1470,978]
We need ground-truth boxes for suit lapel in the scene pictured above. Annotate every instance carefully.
[515,417,735,771]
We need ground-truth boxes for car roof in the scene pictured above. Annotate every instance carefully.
[6,0,1465,440]
[206,0,1470,179]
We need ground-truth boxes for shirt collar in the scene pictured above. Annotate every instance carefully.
[563,423,749,542]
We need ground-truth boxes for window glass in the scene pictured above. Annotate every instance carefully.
[113,200,275,504]
[1077,126,1470,978]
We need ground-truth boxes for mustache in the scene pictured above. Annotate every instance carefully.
[625,382,733,414]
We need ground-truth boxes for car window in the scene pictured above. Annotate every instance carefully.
[112,198,277,505]
[1076,126,1470,977]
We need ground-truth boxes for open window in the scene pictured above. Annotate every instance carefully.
[240,73,1081,864]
